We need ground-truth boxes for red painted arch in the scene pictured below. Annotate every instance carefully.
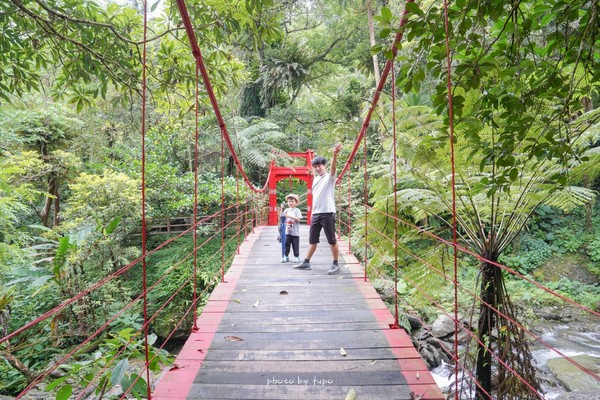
[268,150,314,225]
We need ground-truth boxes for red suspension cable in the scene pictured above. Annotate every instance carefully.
[337,0,415,183]
[391,63,400,329]
[173,0,266,193]
[363,126,369,283]
[441,0,460,395]
[192,60,200,332]
[140,1,152,397]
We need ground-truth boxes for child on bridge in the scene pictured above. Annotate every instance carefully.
[281,193,302,263]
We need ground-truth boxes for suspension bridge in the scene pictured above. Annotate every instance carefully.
[2,0,600,399]
[153,225,444,399]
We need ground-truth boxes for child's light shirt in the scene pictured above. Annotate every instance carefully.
[284,207,302,236]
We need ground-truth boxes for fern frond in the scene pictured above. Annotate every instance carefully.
[543,186,596,212]
[395,188,447,221]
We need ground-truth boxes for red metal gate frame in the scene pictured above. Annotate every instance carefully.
[268,150,314,225]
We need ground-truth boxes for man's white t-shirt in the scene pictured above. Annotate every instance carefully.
[312,172,336,214]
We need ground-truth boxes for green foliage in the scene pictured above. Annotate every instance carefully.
[61,169,140,230]
[140,231,243,339]
[379,0,600,191]
[587,238,600,263]
[225,116,289,169]
[0,106,83,152]
[545,278,600,311]
[499,237,553,274]
[257,42,310,109]
[0,0,277,110]
[46,329,172,400]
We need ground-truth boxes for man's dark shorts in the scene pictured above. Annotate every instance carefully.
[308,213,337,245]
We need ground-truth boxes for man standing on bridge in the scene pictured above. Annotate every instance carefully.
[294,143,343,275]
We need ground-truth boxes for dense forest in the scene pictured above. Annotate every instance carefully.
[1,0,599,398]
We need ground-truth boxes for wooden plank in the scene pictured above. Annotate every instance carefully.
[194,362,408,385]
[201,347,422,362]
[214,309,385,322]
[197,322,384,333]
[203,329,398,344]
[186,383,415,400]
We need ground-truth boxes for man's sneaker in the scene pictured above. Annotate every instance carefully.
[292,256,300,263]
[293,260,311,270]
[281,256,288,263]
[327,264,341,275]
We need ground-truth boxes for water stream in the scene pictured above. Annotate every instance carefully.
[429,322,600,399]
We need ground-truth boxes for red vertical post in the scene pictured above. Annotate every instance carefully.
[268,161,278,225]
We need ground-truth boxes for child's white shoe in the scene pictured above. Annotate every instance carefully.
[281,256,288,263]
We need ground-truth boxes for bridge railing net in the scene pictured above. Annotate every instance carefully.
[0,195,266,398]
[331,3,600,397]
[0,3,273,394]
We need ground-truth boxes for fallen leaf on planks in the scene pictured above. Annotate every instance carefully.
[224,336,244,341]
[345,388,356,400]
[340,347,347,356]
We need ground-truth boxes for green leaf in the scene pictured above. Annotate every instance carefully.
[381,7,392,23]
[45,376,68,391]
[405,2,424,17]
[370,44,383,54]
[56,384,72,400]
[379,28,391,39]
[122,374,148,396]
[104,216,122,235]
[53,236,72,276]
[110,359,129,388]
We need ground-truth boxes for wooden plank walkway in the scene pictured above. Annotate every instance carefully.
[153,225,444,400]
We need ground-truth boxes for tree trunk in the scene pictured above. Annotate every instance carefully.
[53,178,60,227]
[40,175,58,227]
[366,0,381,86]
[476,260,499,399]
[3,348,37,383]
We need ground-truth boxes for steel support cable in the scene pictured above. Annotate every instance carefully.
[16,289,142,398]
[89,217,246,398]
[236,168,241,254]
[78,250,201,400]
[173,0,267,194]
[347,173,352,254]
[441,0,460,396]
[337,0,416,184]
[140,1,152,396]
[0,211,221,346]
[6,212,230,398]
[365,213,600,381]
[192,60,200,332]
[364,208,600,385]
[364,203,600,317]
[391,62,400,329]
[363,124,369,283]
[220,125,226,281]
